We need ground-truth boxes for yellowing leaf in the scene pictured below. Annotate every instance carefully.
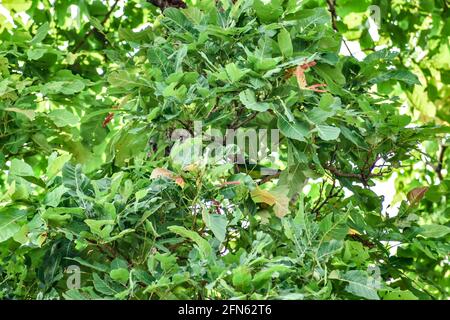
[348,228,361,236]
[252,187,290,218]
[183,163,199,172]
[251,188,277,206]
[271,188,290,218]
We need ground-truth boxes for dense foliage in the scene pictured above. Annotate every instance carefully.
[0,0,448,300]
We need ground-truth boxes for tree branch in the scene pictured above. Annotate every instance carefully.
[436,144,447,180]
[147,0,186,11]
[326,0,355,58]
[324,164,384,181]
[230,112,258,130]
[72,0,120,53]
[311,179,343,215]
[258,172,281,185]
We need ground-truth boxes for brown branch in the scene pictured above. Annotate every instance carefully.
[326,0,355,58]
[71,0,120,53]
[219,181,241,187]
[147,0,186,11]
[324,164,384,181]
[311,180,327,213]
[348,233,375,248]
[326,0,338,30]
[417,144,447,180]
[230,111,258,130]
[311,179,344,215]
[87,239,117,259]
[258,172,281,185]
[436,145,447,180]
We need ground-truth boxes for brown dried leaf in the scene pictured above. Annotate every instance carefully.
[174,176,185,188]
[294,65,307,88]
[271,187,290,218]
[407,187,429,205]
[150,168,185,188]
[150,168,174,180]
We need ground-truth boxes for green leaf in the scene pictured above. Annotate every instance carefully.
[319,94,341,110]
[29,22,49,45]
[317,239,343,260]
[67,257,109,273]
[239,89,270,112]
[370,70,421,86]
[278,28,293,58]
[277,116,310,141]
[110,268,129,283]
[0,208,27,243]
[21,176,46,189]
[62,163,90,194]
[224,63,249,83]
[2,0,32,12]
[44,185,68,207]
[232,265,252,293]
[47,153,72,180]
[42,207,82,223]
[27,48,47,60]
[47,109,79,127]
[41,71,86,95]
[252,265,291,289]
[253,0,283,23]
[331,270,380,300]
[168,226,212,258]
[316,125,341,141]
[319,213,349,241]
[108,71,142,89]
[5,107,36,121]
[418,224,450,238]
[381,290,418,300]
[294,8,330,29]
[203,213,228,242]
[306,107,335,124]
[9,159,34,177]
[0,152,5,169]
[88,16,104,32]
[85,219,115,239]
[92,273,117,296]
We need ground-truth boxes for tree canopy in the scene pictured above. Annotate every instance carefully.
[0,0,448,300]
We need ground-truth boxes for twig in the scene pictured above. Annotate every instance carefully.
[147,0,186,11]
[435,144,447,180]
[71,0,120,53]
[230,111,258,130]
[311,179,342,215]
[324,164,384,182]
[258,172,281,185]
[326,0,355,58]
[311,180,327,213]
[218,181,241,187]
[326,0,338,30]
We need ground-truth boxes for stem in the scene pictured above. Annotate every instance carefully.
[71,0,120,53]
[435,144,447,180]
[326,0,355,58]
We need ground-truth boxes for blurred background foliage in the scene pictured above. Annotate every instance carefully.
[334,0,449,295]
